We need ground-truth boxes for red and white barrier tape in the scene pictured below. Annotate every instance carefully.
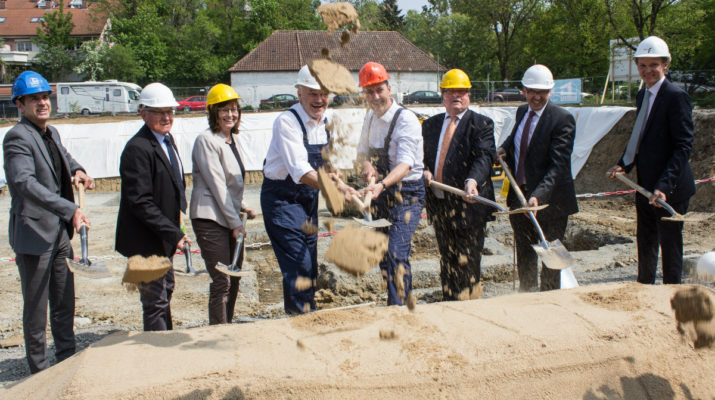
[576,176,714,199]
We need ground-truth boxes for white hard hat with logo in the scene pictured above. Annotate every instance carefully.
[634,36,671,60]
[521,64,554,90]
[139,82,180,108]
[294,65,322,90]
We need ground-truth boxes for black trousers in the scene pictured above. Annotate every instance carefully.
[509,213,568,292]
[192,218,242,325]
[138,268,174,331]
[16,229,75,374]
[635,195,688,284]
[432,214,487,300]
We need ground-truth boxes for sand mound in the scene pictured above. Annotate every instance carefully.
[4,282,715,399]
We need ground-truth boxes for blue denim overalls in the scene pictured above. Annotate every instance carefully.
[368,108,425,305]
[260,109,329,314]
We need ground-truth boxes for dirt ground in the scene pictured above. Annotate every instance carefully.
[0,108,713,394]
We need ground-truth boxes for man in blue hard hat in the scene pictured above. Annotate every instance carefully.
[3,71,95,373]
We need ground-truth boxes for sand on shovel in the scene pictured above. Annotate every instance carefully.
[325,225,388,276]
[122,255,171,284]
[671,286,715,348]
[317,166,345,215]
[308,58,357,95]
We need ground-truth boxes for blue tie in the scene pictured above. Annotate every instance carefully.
[164,135,187,213]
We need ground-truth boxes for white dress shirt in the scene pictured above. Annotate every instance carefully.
[644,76,665,120]
[263,103,329,183]
[151,129,183,173]
[357,100,424,181]
[513,104,545,173]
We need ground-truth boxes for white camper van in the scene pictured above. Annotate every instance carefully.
[56,80,142,115]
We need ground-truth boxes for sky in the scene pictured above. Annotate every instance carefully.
[397,0,430,12]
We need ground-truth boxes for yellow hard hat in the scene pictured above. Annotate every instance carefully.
[206,83,240,110]
[440,69,472,89]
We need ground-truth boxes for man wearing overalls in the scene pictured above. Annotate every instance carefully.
[261,66,346,314]
[357,62,426,306]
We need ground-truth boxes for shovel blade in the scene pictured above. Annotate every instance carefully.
[215,262,249,278]
[532,239,574,270]
[661,212,713,223]
[66,259,111,279]
[560,267,579,289]
[352,217,392,228]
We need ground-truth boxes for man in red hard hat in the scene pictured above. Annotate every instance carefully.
[4,71,94,373]
[357,62,425,306]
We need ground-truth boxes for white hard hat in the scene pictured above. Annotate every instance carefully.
[295,65,321,90]
[634,36,671,60]
[521,64,554,90]
[139,82,179,108]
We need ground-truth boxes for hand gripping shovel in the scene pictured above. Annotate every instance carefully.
[613,173,713,223]
[215,214,250,277]
[498,156,576,271]
[351,177,392,228]
[428,180,547,216]
[66,182,110,278]
[180,213,197,275]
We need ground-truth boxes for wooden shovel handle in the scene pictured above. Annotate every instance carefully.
[364,176,376,209]
[77,181,85,209]
[429,180,466,197]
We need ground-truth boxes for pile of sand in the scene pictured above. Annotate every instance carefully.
[4,282,714,399]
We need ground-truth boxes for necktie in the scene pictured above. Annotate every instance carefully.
[515,110,536,186]
[435,115,457,183]
[164,135,187,212]
[622,89,652,166]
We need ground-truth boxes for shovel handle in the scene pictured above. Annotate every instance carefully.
[350,194,366,211]
[364,176,376,209]
[613,173,677,217]
[429,180,508,212]
[233,212,249,265]
[77,181,85,209]
[498,155,549,245]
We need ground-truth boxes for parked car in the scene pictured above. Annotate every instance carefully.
[403,90,441,104]
[177,95,207,111]
[0,99,19,119]
[332,93,363,106]
[486,88,526,102]
[260,94,299,109]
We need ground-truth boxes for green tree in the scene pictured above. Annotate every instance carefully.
[102,44,144,83]
[604,0,678,47]
[381,0,405,30]
[74,40,107,81]
[33,0,77,81]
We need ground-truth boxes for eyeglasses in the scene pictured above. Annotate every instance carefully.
[218,107,240,114]
[443,89,469,96]
[145,108,175,117]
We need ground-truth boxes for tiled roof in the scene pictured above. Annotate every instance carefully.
[0,0,107,37]
[229,30,443,72]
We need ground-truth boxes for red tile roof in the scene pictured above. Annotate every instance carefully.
[0,0,107,37]
[229,30,443,72]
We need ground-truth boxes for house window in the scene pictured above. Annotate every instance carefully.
[31,17,44,23]
[17,42,33,52]
[0,17,6,23]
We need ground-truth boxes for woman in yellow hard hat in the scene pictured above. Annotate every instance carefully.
[190,83,256,324]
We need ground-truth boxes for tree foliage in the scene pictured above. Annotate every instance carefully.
[33,0,77,81]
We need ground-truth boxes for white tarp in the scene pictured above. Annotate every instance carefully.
[0,106,631,181]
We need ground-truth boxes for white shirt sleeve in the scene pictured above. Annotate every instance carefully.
[272,113,314,184]
[356,111,372,163]
[391,110,422,168]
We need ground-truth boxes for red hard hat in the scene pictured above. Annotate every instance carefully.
[359,62,390,87]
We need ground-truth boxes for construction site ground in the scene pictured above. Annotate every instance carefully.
[0,108,713,397]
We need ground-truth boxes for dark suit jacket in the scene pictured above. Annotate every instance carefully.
[3,118,82,255]
[501,102,578,219]
[115,125,185,258]
[618,79,695,204]
[423,109,496,227]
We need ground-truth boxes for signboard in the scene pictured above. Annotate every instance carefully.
[609,38,640,82]
[550,78,581,104]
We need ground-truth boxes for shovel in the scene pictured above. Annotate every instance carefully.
[498,156,576,271]
[66,182,111,278]
[216,214,250,277]
[180,213,197,275]
[428,180,547,216]
[351,177,392,228]
[613,173,713,223]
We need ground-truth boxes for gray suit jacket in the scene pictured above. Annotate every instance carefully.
[189,129,245,229]
[3,118,83,255]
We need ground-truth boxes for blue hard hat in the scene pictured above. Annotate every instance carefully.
[12,71,52,102]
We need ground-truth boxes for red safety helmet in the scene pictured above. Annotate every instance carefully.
[359,62,390,87]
